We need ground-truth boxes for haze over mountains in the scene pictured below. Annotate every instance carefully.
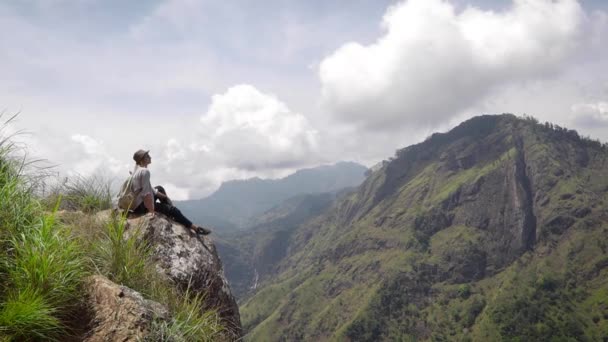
[177,162,368,232]
[231,114,608,341]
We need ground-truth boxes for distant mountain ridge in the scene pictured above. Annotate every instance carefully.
[177,161,368,231]
[240,114,608,341]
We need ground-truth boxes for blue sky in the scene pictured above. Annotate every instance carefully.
[1,0,607,199]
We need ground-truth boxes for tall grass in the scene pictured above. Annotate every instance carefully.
[91,213,151,289]
[7,208,87,308]
[0,288,62,341]
[144,294,224,342]
[0,115,88,341]
[43,174,113,213]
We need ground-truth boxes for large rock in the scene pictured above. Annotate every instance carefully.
[126,213,242,338]
[84,275,169,342]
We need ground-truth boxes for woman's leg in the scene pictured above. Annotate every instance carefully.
[132,202,148,215]
[154,202,193,228]
[154,185,171,205]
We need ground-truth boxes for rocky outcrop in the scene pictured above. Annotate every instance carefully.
[125,214,242,338]
[84,275,169,342]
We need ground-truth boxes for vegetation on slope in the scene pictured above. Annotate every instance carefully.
[241,114,608,341]
[0,118,223,341]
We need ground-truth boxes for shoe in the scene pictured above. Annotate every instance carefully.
[195,226,211,235]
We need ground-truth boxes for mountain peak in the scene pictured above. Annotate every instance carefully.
[241,114,608,341]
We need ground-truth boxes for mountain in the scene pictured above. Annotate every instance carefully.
[177,161,368,231]
[216,191,341,300]
[240,114,608,341]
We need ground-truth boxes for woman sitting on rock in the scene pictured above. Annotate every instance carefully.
[130,149,211,235]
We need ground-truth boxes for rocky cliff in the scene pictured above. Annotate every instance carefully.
[240,114,608,341]
[84,213,242,341]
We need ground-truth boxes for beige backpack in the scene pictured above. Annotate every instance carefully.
[117,167,141,210]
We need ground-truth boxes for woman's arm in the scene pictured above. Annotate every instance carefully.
[144,193,155,215]
[140,169,156,215]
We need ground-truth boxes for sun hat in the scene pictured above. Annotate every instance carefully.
[133,149,150,163]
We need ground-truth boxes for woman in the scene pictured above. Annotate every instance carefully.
[130,149,211,235]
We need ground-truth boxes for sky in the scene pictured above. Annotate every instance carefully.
[1,0,607,200]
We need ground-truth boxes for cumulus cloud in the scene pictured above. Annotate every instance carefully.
[135,84,323,199]
[319,0,586,130]
[198,84,319,170]
[571,102,608,126]
[69,134,125,176]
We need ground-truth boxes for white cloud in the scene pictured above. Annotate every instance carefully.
[69,134,125,176]
[199,84,319,170]
[571,102,608,126]
[319,0,586,130]
[2,0,607,201]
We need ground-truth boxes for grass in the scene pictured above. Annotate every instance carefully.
[7,209,88,309]
[0,114,88,340]
[145,287,224,342]
[0,288,62,341]
[90,212,151,289]
[43,173,113,213]
[80,209,226,341]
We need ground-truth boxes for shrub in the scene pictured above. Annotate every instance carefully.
[536,274,559,292]
[458,284,471,299]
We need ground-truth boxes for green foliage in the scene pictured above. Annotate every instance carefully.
[1,117,224,340]
[242,115,608,341]
[7,211,88,308]
[0,120,87,340]
[43,174,112,213]
[0,288,62,341]
[457,284,471,299]
[90,213,150,289]
[145,289,224,342]
[86,213,226,340]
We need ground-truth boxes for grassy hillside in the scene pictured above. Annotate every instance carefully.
[0,123,223,341]
[241,114,608,341]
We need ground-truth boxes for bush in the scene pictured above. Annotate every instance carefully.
[458,284,471,299]
[536,274,559,292]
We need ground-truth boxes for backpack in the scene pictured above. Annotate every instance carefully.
[117,167,141,210]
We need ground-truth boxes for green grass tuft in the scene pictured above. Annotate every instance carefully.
[43,174,113,213]
[90,213,151,289]
[145,289,224,342]
[7,210,88,309]
[0,288,63,341]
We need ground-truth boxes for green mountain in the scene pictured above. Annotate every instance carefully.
[216,192,340,300]
[177,162,368,231]
[240,114,608,341]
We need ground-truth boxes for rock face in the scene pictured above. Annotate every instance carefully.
[84,275,169,342]
[126,214,242,338]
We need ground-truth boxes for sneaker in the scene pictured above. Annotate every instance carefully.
[195,226,211,235]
